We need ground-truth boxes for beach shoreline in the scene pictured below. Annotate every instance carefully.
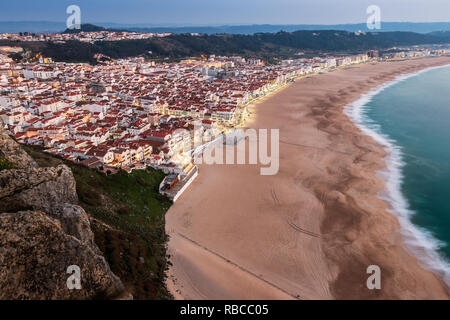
[166,56,450,300]
[344,64,450,289]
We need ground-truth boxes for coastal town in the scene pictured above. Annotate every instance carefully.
[0,33,448,199]
[3,0,450,305]
[0,30,173,42]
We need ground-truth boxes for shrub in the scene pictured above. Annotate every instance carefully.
[0,157,15,171]
[117,207,130,215]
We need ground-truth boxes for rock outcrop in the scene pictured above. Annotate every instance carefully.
[0,124,37,169]
[0,123,126,299]
[0,210,124,299]
[0,165,78,213]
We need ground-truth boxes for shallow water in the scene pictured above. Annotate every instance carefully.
[345,64,450,285]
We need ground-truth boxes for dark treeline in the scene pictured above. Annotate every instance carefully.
[2,29,450,64]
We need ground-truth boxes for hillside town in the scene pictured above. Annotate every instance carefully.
[0,30,172,42]
[0,43,447,199]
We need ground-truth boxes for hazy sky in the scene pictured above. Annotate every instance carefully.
[1,0,450,25]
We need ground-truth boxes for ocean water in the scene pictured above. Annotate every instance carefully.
[345,64,450,286]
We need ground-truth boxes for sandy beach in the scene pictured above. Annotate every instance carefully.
[166,57,450,300]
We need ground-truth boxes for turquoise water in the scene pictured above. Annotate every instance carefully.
[354,65,450,279]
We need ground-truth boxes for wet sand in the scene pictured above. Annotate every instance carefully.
[166,57,450,300]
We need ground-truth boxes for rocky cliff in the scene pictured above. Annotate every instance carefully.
[0,124,126,299]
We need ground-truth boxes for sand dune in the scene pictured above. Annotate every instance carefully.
[166,57,450,300]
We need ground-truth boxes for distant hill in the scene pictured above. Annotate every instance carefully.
[429,30,450,39]
[2,29,449,64]
[0,21,66,33]
[63,23,107,34]
[3,21,450,34]
[122,22,450,35]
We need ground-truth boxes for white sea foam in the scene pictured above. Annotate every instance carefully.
[344,64,450,287]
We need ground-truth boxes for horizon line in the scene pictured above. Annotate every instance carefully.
[3,20,450,27]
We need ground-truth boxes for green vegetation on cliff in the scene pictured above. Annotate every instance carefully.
[0,157,15,171]
[22,145,172,299]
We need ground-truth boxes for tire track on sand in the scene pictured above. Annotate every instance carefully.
[271,186,321,239]
[176,232,301,300]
